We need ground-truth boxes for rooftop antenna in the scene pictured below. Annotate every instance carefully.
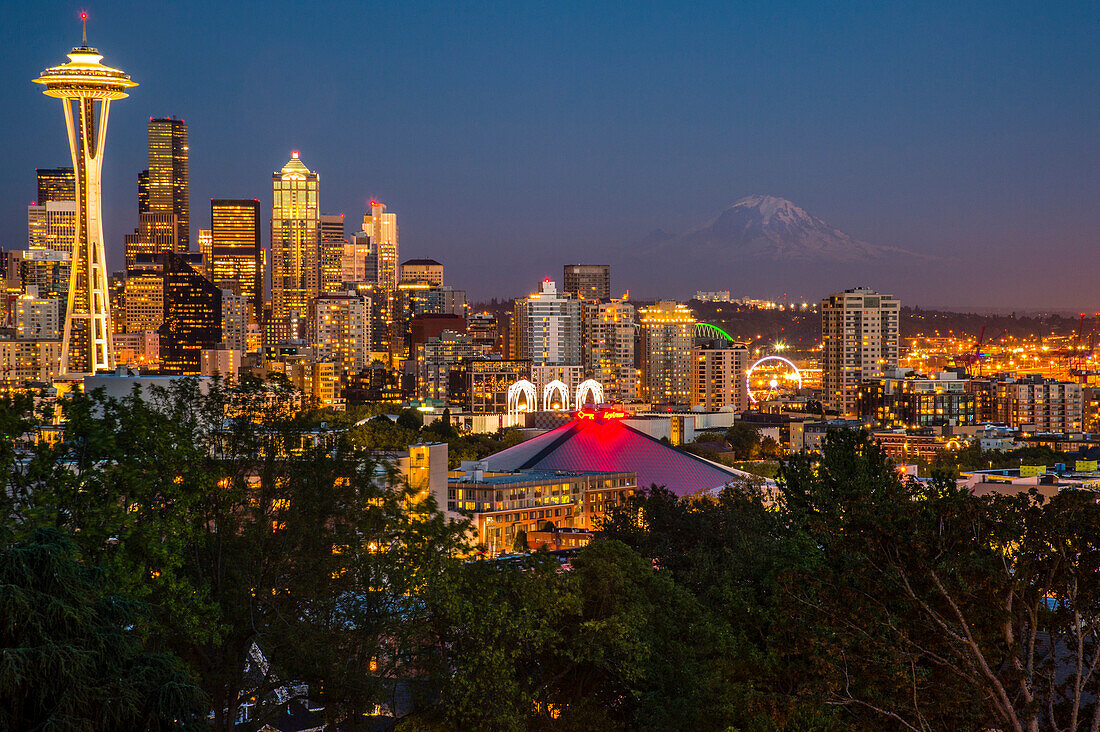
[81,10,87,46]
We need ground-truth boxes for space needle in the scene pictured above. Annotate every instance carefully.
[33,14,136,375]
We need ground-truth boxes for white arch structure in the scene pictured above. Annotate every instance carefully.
[507,379,537,420]
[746,356,803,404]
[575,379,604,409]
[543,380,570,411]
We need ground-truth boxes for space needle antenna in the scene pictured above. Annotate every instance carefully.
[81,11,87,45]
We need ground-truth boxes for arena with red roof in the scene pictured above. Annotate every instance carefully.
[483,406,765,496]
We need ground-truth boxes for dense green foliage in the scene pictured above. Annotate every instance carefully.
[7,384,1100,731]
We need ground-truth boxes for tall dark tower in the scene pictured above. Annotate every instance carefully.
[147,117,189,249]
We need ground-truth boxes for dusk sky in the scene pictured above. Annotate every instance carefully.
[4,1,1099,310]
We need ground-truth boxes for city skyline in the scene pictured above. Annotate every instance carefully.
[3,2,1099,309]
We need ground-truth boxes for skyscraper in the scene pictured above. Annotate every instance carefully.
[821,287,900,417]
[363,200,398,291]
[638,301,694,405]
[146,117,189,248]
[271,152,319,320]
[34,30,137,375]
[36,167,75,203]
[319,213,346,293]
[211,199,262,324]
[362,200,398,357]
[159,252,221,375]
[563,264,611,301]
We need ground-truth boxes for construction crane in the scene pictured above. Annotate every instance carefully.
[951,325,987,376]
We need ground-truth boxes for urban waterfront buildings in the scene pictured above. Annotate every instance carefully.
[271,152,320,319]
[34,36,137,375]
[821,287,900,417]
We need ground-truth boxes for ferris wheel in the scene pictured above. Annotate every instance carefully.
[746,356,803,404]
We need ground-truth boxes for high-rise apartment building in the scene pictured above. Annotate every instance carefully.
[512,280,583,366]
[638,301,695,405]
[995,376,1083,433]
[27,200,77,254]
[271,152,320,320]
[211,199,262,324]
[563,264,611,301]
[821,287,900,417]
[690,343,749,411]
[582,298,637,403]
[123,212,178,273]
[320,214,346,294]
[146,117,189,248]
[159,253,221,375]
[36,167,75,203]
[220,289,248,353]
[13,288,61,339]
[312,290,371,374]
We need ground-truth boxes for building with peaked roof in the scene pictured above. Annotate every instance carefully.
[482,406,761,496]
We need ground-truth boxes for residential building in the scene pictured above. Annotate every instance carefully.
[582,298,636,403]
[638,301,694,405]
[512,280,582,366]
[0,337,62,387]
[13,288,60,339]
[312,290,371,374]
[821,287,900,417]
[690,342,748,411]
[995,376,1083,433]
[220,289,248,353]
[858,368,976,428]
[563,264,610,301]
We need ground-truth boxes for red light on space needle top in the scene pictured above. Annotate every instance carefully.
[81,11,87,20]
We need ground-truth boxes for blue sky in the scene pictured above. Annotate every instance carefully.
[4,1,1099,308]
